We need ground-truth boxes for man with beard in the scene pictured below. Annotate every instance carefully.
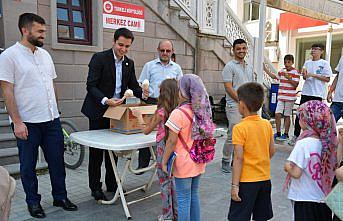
[137,40,183,170]
[221,39,254,173]
[0,13,77,218]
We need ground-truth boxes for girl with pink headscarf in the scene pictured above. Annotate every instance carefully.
[162,74,215,221]
[284,100,337,221]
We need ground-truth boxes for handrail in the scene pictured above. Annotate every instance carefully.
[223,1,254,43]
[172,0,277,88]
[223,1,276,86]
[170,0,199,25]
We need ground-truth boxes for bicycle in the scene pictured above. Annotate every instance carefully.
[61,119,85,169]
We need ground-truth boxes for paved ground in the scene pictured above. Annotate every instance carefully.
[9,125,295,221]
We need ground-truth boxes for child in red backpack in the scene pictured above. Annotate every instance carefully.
[228,82,276,221]
[162,74,215,221]
[133,79,179,221]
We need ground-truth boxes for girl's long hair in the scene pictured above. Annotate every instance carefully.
[157,79,179,141]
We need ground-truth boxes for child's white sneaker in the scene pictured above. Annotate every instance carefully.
[288,136,297,146]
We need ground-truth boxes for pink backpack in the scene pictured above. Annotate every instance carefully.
[178,107,216,163]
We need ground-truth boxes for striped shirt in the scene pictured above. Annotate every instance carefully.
[277,68,300,101]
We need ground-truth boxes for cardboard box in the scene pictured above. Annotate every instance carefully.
[103,104,157,134]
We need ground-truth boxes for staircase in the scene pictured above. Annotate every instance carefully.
[0,98,20,174]
[140,0,276,95]
[0,98,47,176]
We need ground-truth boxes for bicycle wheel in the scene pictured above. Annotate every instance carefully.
[61,120,85,169]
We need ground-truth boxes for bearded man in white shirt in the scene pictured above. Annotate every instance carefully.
[0,13,77,219]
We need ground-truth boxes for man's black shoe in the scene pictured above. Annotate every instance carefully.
[91,190,108,201]
[28,204,46,218]
[53,198,78,211]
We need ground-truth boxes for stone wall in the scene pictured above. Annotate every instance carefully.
[0,0,234,130]
[0,0,198,130]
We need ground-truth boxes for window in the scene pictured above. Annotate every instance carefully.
[243,1,259,22]
[57,0,92,45]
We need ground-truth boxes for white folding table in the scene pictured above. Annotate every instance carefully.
[70,129,159,219]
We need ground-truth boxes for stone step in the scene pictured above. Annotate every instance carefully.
[0,98,5,109]
[169,0,181,10]
[179,10,191,20]
[0,147,19,166]
[0,133,17,149]
[3,162,48,178]
[0,119,12,133]
[0,108,8,121]
[142,0,197,48]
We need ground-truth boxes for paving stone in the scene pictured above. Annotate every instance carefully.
[9,124,294,221]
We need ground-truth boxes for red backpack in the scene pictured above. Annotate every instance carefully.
[178,107,216,164]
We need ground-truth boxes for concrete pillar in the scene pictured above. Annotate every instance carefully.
[325,24,333,63]
[255,0,267,84]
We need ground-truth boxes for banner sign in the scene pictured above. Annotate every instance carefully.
[103,0,145,32]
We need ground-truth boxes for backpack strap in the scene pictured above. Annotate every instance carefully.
[178,107,192,122]
[177,107,193,151]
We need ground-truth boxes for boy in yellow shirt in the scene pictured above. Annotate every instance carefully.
[228,82,276,221]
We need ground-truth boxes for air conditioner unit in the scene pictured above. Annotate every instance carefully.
[265,19,278,42]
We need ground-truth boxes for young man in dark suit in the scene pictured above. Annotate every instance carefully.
[81,28,148,201]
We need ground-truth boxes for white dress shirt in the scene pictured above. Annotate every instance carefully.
[101,51,124,105]
[0,42,59,123]
[138,58,183,98]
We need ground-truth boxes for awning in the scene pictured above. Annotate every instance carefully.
[279,12,343,31]
[252,0,341,24]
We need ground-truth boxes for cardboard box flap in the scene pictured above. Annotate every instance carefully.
[128,105,157,115]
[103,106,127,120]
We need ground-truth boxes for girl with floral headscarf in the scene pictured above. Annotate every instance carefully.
[162,74,215,221]
[284,100,338,221]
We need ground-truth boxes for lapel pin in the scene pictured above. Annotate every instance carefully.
[125,62,128,66]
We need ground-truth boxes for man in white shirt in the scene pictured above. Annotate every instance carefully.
[137,40,183,169]
[289,43,332,145]
[327,56,343,122]
[0,13,77,218]
[138,40,183,104]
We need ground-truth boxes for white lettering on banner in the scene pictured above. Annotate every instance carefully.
[112,6,143,15]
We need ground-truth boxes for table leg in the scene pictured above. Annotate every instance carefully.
[113,156,131,202]
[143,146,157,192]
[100,150,132,219]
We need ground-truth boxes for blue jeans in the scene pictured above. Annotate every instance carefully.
[174,175,201,221]
[15,118,67,205]
[331,102,343,122]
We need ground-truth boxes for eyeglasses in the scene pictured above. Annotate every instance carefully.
[159,49,172,53]
[311,47,322,51]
